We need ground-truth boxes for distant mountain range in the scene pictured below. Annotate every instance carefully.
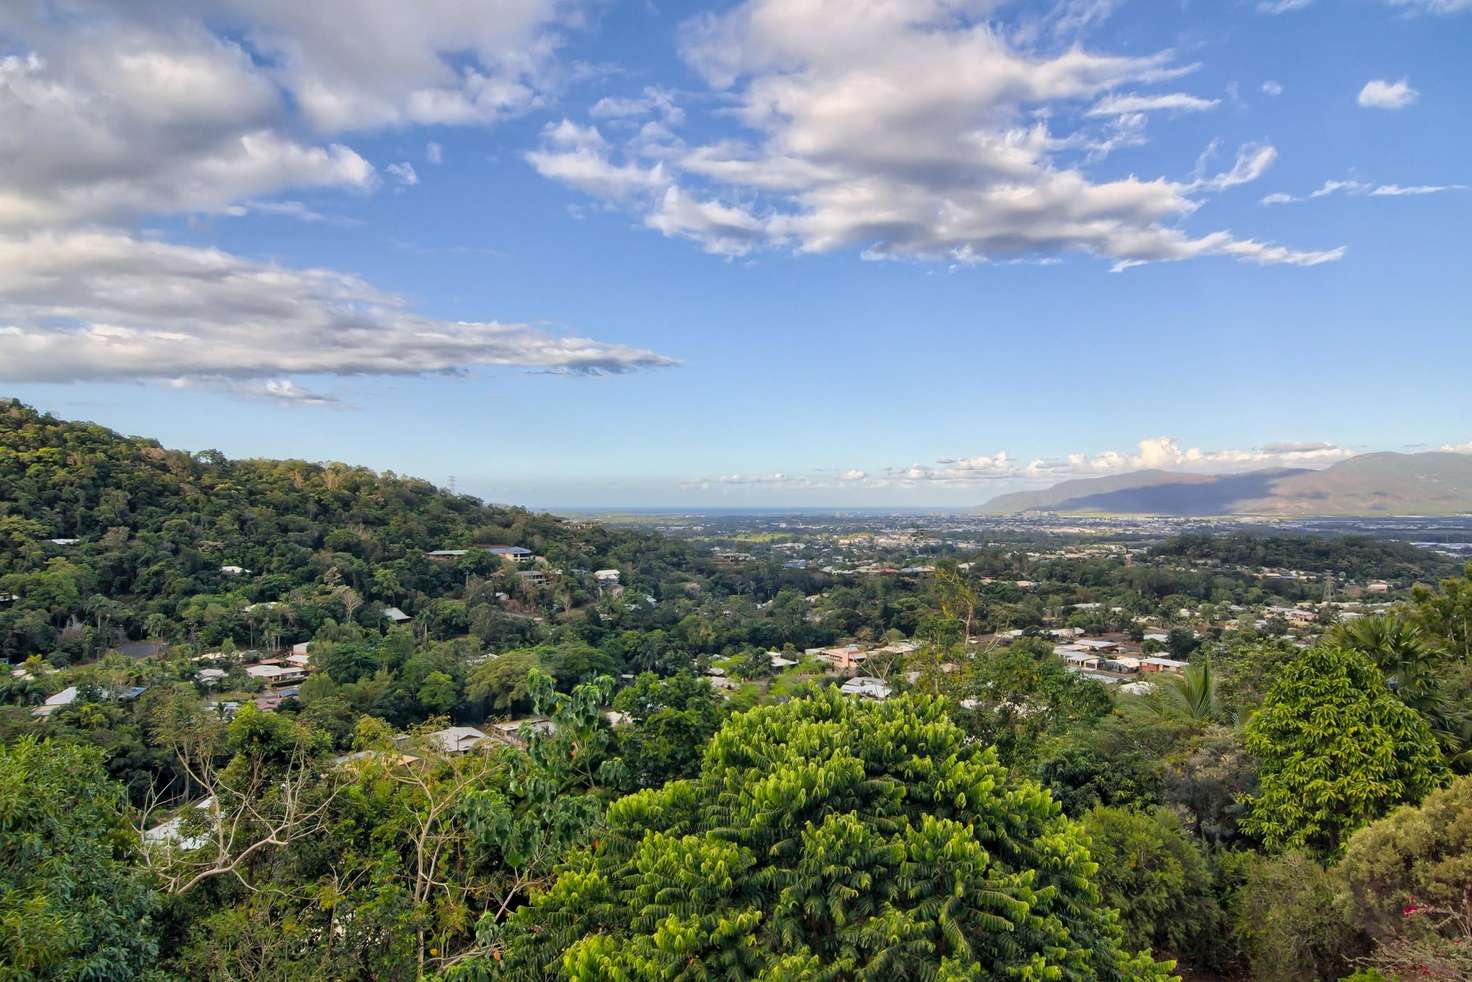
[976,452,1472,517]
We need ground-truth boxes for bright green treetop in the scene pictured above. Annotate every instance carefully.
[1241,643,1446,855]
[468,689,1174,981]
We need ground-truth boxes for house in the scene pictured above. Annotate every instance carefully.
[482,546,533,562]
[425,549,469,562]
[219,565,250,576]
[602,710,631,728]
[143,816,209,852]
[1141,656,1190,674]
[197,667,228,686]
[246,663,306,683]
[1143,632,1170,644]
[1103,656,1142,673]
[1367,581,1391,594]
[768,652,799,669]
[1061,651,1101,671]
[1119,681,1156,696]
[32,686,79,718]
[1074,639,1119,652]
[840,676,892,701]
[425,725,490,754]
[819,645,867,672]
[594,569,621,584]
[485,718,555,748]
[517,569,550,587]
[291,641,310,657]
[254,686,300,711]
[45,538,79,546]
[32,684,145,718]
[285,652,311,670]
[383,606,411,623]
[334,749,420,768]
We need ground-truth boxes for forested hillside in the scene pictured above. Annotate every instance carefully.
[3,401,1472,981]
[0,399,700,662]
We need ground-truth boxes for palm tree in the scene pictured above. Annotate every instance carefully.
[1160,659,1217,722]
[1329,615,1468,768]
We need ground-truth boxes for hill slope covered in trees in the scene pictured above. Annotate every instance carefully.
[0,399,695,662]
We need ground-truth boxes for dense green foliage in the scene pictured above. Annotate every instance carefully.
[5,403,1472,980]
[1241,644,1447,854]
[1080,807,1220,963]
[0,738,160,980]
[478,691,1172,980]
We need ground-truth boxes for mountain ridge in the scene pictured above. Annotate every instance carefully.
[977,451,1472,517]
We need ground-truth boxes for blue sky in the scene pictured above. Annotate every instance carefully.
[1,0,1469,506]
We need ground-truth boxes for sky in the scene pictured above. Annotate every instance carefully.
[1,0,1469,508]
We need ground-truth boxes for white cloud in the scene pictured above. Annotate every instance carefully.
[686,438,1358,492]
[0,37,373,228]
[1188,143,1279,192]
[1087,92,1219,116]
[645,186,764,257]
[426,142,445,164]
[1384,0,1472,12]
[589,86,684,125]
[1261,177,1466,205]
[1442,440,1472,453]
[525,121,667,201]
[202,0,573,132]
[0,0,580,228]
[387,162,420,186]
[1263,0,1472,12]
[0,230,677,391]
[1262,80,1283,96]
[1358,78,1420,109]
[527,0,1337,270]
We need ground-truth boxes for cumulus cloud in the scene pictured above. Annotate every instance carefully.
[1359,78,1420,109]
[1262,80,1283,96]
[589,86,684,125]
[199,0,572,132]
[0,37,373,228]
[0,0,578,228]
[1261,178,1467,205]
[526,0,1335,270]
[0,230,677,393]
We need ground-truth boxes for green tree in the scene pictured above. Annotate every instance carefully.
[1241,644,1447,854]
[611,671,728,789]
[472,690,1172,981]
[1221,849,1361,982]
[418,670,458,715]
[0,738,160,979]
[1081,806,1221,964]
[1337,774,1472,947]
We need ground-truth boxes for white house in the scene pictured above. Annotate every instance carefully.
[425,726,490,754]
[768,652,799,669]
[840,676,893,701]
[383,606,411,623]
[220,565,250,576]
[246,663,305,683]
